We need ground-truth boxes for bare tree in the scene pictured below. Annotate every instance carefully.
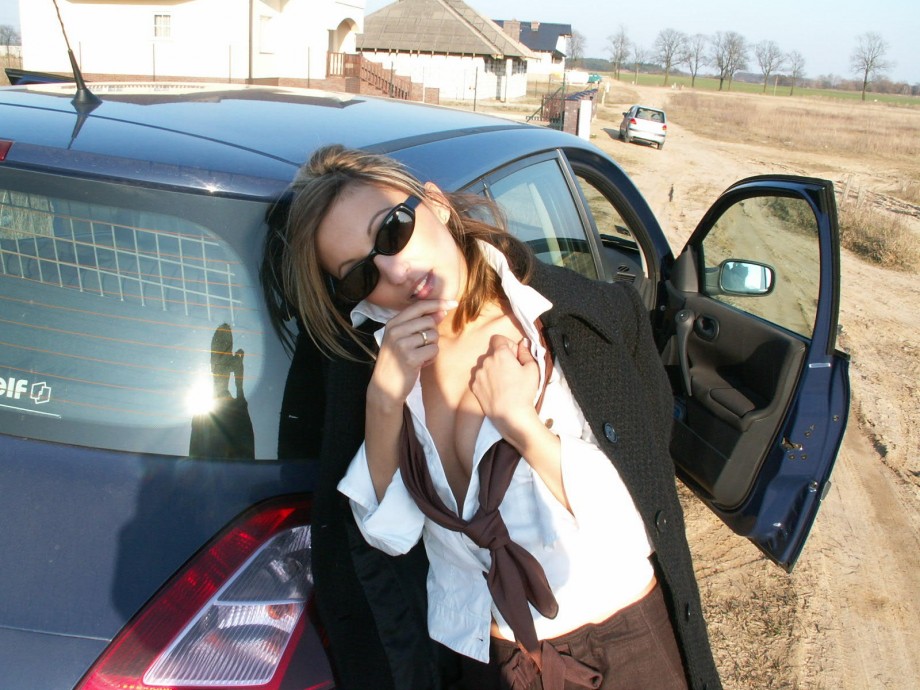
[653,28,688,86]
[711,31,748,90]
[710,32,730,90]
[815,73,842,90]
[684,34,708,88]
[0,25,19,70]
[850,31,892,101]
[606,25,630,81]
[725,33,749,90]
[754,40,785,93]
[631,44,646,84]
[568,30,586,67]
[786,50,806,95]
[0,24,20,50]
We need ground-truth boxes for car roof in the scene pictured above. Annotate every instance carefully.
[0,82,570,198]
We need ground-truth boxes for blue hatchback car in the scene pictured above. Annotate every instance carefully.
[0,80,849,689]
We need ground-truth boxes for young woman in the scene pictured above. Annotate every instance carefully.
[276,145,721,690]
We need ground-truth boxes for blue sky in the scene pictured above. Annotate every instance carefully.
[0,0,14,28]
[2,0,915,83]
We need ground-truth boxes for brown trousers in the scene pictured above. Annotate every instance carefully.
[454,584,689,690]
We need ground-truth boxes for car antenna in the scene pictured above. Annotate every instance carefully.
[51,0,101,109]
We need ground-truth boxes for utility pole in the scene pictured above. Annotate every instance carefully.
[247,0,254,83]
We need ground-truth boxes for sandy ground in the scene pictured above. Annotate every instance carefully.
[589,85,920,690]
[466,83,920,689]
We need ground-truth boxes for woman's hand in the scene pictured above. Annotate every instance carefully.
[364,299,455,501]
[470,335,541,436]
[471,335,568,510]
[367,299,456,411]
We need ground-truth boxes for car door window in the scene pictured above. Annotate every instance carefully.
[487,158,598,279]
[569,170,656,303]
[700,195,819,338]
[575,175,635,246]
[573,173,646,277]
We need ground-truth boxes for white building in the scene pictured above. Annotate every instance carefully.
[357,0,536,101]
[19,0,363,84]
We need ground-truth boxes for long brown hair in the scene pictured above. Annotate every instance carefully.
[280,145,533,360]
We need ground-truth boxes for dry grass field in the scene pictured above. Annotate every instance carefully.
[1,55,18,86]
[665,90,920,161]
[664,90,920,272]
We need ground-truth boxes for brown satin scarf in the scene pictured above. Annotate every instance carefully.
[397,405,603,688]
[396,345,603,689]
[398,404,558,654]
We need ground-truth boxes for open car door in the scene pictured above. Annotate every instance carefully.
[663,176,850,570]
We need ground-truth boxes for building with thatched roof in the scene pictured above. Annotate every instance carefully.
[358,0,537,101]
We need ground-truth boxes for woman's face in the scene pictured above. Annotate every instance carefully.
[315,183,466,310]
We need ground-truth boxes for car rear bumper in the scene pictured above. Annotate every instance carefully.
[627,128,666,144]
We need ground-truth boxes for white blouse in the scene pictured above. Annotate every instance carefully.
[338,242,653,663]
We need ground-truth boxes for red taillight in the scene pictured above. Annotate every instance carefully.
[77,497,334,690]
[662,124,667,131]
[0,139,12,161]
[629,118,637,125]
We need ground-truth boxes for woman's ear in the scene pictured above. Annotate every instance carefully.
[423,181,452,224]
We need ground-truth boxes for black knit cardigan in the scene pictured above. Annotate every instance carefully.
[305,261,722,690]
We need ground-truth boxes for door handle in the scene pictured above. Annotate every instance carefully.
[675,309,694,397]
[694,315,719,341]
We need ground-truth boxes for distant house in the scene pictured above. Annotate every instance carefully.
[358,0,536,101]
[495,20,571,76]
[19,0,361,85]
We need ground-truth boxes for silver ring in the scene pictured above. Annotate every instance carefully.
[419,330,429,346]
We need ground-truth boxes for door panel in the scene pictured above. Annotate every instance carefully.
[667,177,850,570]
[671,295,807,507]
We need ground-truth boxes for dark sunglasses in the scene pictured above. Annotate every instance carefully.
[330,195,422,303]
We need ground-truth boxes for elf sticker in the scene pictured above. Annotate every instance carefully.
[31,382,52,404]
[0,377,53,405]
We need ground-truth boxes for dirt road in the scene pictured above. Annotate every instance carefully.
[585,86,920,689]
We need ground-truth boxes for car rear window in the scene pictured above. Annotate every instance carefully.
[636,108,665,123]
[0,171,289,459]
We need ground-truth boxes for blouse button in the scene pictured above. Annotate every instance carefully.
[655,510,668,533]
[562,334,571,355]
[603,423,618,444]
[544,418,554,429]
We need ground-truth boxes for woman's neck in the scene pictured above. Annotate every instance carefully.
[438,297,510,342]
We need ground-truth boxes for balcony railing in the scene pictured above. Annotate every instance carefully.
[327,53,412,100]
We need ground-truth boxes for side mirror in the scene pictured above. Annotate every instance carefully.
[718,260,775,295]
